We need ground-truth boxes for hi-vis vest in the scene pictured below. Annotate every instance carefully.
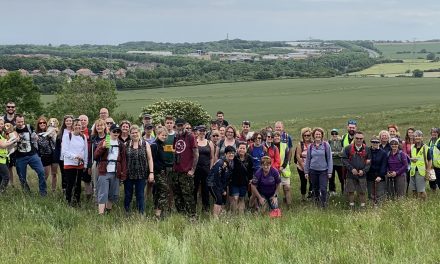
[342,134,352,148]
[410,145,429,177]
[279,142,291,178]
[0,135,8,164]
[428,138,440,168]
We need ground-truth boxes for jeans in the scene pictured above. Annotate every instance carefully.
[309,169,328,207]
[16,154,47,196]
[124,179,147,214]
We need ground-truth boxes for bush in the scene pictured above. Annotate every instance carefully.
[141,99,211,126]
[412,69,424,78]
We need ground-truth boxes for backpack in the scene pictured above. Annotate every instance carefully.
[37,136,54,156]
[387,149,411,170]
[348,144,367,162]
[293,141,305,164]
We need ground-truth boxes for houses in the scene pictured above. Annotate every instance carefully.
[76,68,95,77]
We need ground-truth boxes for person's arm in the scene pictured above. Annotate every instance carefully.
[296,143,303,168]
[395,152,408,176]
[361,149,372,174]
[0,138,17,148]
[250,181,265,205]
[209,141,215,168]
[94,139,107,159]
[83,137,88,169]
[304,145,311,176]
[281,147,289,169]
[188,147,199,177]
[326,142,333,175]
[342,146,354,172]
[61,134,76,161]
[145,142,154,182]
[273,147,281,170]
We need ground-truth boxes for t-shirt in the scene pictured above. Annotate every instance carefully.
[163,132,175,167]
[249,144,265,172]
[3,114,15,126]
[15,125,37,158]
[251,167,281,198]
[173,132,197,173]
[106,139,119,172]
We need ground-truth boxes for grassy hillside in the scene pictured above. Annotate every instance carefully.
[375,42,440,60]
[351,60,440,77]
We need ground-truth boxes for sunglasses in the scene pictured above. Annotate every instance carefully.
[38,122,47,125]
[266,136,273,138]
[256,137,262,140]
[331,132,338,135]
[6,106,15,109]
[303,134,311,137]
[212,135,219,137]
[106,122,114,125]
[112,130,121,134]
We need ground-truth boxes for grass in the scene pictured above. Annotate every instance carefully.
[375,42,440,60]
[351,60,440,77]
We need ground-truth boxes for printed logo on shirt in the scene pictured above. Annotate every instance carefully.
[175,139,187,154]
[18,132,31,153]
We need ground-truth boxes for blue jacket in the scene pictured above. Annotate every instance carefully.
[207,159,232,192]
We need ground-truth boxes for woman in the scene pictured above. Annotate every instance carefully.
[248,132,266,173]
[90,119,107,195]
[409,130,432,201]
[264,131,281,170]
[105,117,115,131]
[36,116,57,192]
[366,135,387,205]
[295,127,313,201]
[218,125,239,159]
[402,127,415,155]
[151,127,172,219]
[273,131,292,206]
[250,156,281,213]
[304,127,333,207]
[61,119,88,206]
[119,120,131,143]
[328,128,344,195]
[379,130,391,153]
[56,115,73,192]
[94,124,127,215]
[0,119,18,192]
[386,137,408,198]
[229,142,253,214]
[124,125,154,214]
[194,125,215,212]
[207,145,235,218]
[388,124,400,140]
[143,125,156,144]
[218,126,226,140]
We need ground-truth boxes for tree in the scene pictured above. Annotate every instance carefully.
[141,99,211,126]
[412,69,424,78]
[47,76,117,121]
[427,52,436,61]
[0,71,43,119]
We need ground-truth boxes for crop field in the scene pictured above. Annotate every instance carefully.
[351,60,440,77]
[374,42,440,60]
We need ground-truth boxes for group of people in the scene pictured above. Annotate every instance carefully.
[1,104,439,218]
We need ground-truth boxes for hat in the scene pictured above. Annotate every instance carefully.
[389,138,399,144]
[110,124,121,132]
[145,124,154,130]
[431,127,440,134]
[224,146,236,154]
[143,113,152,119]
[331,128,339,134]
[347,119,357,125]
[175,118,185,125]
[370,135,380,143]
[197,125,207,131]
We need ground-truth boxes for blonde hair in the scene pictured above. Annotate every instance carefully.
[261,156,272,165]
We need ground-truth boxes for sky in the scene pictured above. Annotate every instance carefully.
[1,0,439,45]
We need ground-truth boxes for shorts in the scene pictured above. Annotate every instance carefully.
[40,154,54,167]
[409,172,426,193]
[229,185,247,197]
[209,186,226,206]
[281,177,291,186]
[346,177,367,193]
[96,172,120,204]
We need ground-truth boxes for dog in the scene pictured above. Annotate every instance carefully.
[4,123,18,157]
[40,118,60,142]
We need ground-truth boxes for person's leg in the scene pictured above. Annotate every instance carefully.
[82,170,93,200]
[297,168,307,200]
[283,183,292,206]
[107,173,119,210]
[97,175,110,214]
[15,157,30,193]
[59,160,66,192]
[395,175,407,198]
[73,169,82,205]
[359,178,367,207]
[171,172,185,213]
[0,164,9,192]
[318,170,328,207]
[124,179,134,212]
[237,188,246,214]
[44,165,50,181]
[64,169,76,204]
[135,179,146,214]
[329,166,336,193]
[181,173,196,217]
[230,195,239,214]
[309,170,320,205]
[193,168,201,207]
[200,168,210,211]
[50,163,58,192]
[154,171,171,217]
[335,166,344,194]
[28,154,47,196]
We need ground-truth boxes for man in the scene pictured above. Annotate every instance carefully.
[141,113,155,137]
[79,114,93,200]
[238,120,252,141]
[341,119,357,148]
[428,127,440,191]
[14,114,47,196]
[342,131,371,209]
[216,111,228,127]
[172,118,199,217]
[274,121,293,162]
[3,101,17,186]
[99,108,109,121]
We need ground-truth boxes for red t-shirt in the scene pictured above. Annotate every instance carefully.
[173,132,197,173]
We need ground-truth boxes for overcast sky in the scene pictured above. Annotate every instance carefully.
[1,0,439,45]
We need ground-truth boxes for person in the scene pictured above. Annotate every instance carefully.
[342,131,371,209]
[274,121,293,161]
[388,124,400,140]
[172,118,199,217]
[402,127,415,191]
[36,116,57,192]
[328,128,344,195]
[218,125,240,159]
[124,125,154,214]
[216,111,229,127]
[99,108,109,122]
[61,118,88,206]
[229,142,253,214]
[119,120,131,143]
[0,118,19,192]
[143,124,156,144]
[206,120,219,140]
[79,114,93,200]
[194,125,215,212]
[379,130,391,153]
[386,137,408,198]
[250,156,281,213]
[3,101,17,186]
[56,115,74,192]
[295,127,313,201]
[248,132,266,173]
[218,126,226,140]
[94,124,127,215]
[151,126,173,219]
[409,130,432,201]
[14,114,47,196]
[366,135,387,205]
[427,127,440,191]
[90,119,107,197]
[304,127,333,208]
[341,119,357,148]
[141,113,156,137]
[273,131,292,206]
[105,117,115,131]
[238,121,252,141]
[264,131,281,170]
[207,145,235,218]
[210,130,220,159]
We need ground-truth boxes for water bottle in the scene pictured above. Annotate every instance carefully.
[105,133,111,148]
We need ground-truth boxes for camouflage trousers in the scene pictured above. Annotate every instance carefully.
[153,170,172,215]
[171,171,196,217]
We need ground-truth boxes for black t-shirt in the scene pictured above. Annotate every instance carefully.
[15,125,37,158]
[3,114,15,126]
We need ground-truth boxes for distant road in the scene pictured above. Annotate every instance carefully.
[361,47,380,58]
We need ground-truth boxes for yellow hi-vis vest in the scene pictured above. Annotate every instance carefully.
[279,142,291,177]
[342,134,352,148]
[429,138,440,168]
[0,135,8,164]
[410,145,429,177]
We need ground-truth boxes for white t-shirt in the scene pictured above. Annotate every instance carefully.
[106,139,119,172]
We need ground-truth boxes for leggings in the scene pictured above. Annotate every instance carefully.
[297,168,312,195]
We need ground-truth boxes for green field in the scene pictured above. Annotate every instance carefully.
[351,60,440,77]
[375,42,440,60]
